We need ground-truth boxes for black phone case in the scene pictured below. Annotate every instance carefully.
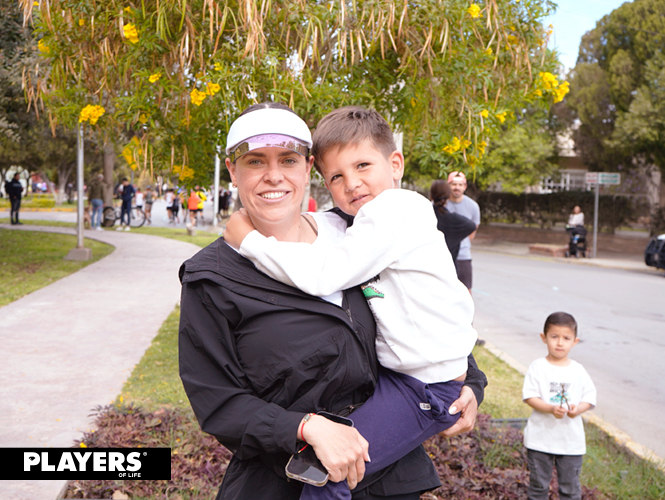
[284,412,355,486]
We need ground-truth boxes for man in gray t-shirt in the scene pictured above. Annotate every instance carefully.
[445,172,480,291]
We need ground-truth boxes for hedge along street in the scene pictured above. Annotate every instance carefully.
[0,224,201,500]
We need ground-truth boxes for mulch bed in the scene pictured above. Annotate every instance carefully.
[63,407,604,499]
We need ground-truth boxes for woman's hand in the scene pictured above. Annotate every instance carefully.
[224,209,256,249]
[301,415,370,489]
[440,386,478,437]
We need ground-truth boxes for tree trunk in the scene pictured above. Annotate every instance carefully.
[103,142,115,206]
[645,163,662,212]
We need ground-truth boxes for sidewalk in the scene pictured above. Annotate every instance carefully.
[473,238,660,274]
[0,224,202,500]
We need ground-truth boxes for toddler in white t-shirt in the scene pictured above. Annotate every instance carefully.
[523,312,596,500]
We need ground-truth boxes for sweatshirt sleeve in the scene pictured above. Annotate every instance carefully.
[239,191,419,296]
[464,353,488,406]
[179,280,303,459]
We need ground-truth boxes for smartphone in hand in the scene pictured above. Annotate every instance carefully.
[285,412,354,486]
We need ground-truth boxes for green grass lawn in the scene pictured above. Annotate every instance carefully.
[116,306,189,412]
[0,217,75,227]
[473,344,531,420]
[0,229,114,307]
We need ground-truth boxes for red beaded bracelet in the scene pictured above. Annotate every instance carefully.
[298,413,315,442]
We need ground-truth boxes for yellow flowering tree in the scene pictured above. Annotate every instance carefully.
[21,0,563,185]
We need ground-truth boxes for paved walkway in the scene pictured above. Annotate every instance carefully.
[0,224,203,500]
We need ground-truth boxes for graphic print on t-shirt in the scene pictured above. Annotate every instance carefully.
[549,382,571,410]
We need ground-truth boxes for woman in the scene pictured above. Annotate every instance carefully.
[431,179,478,264]
[165,188,175,223]
[144,186,154,224]
[179,103,486,500]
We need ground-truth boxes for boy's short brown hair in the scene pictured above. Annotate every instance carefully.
[311,106,396,173]
[544,312,578,338]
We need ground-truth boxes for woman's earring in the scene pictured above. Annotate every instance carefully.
[305,181,310,187]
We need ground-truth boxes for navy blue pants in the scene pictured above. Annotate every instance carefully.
[301,368,463,500]
[120,200,132,226]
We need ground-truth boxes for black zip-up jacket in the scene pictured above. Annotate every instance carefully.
[5,179,23,200]
[179,231,487,499]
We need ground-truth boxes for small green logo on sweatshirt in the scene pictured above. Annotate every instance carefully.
[361,284,384,300]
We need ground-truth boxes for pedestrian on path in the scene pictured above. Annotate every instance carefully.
[165,188,175,223]
[194,185,206,225]
[117,178,135,231]
[446,171,480,291]
[430,179,477,264]
[5,173,24,225]
[88,173,105,231]
[187,189,201,226]
[144,185,154,224]
[523,312,596,500]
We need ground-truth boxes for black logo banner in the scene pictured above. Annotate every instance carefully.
[0,448,171,480]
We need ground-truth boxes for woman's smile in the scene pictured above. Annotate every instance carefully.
[260,190,289,200]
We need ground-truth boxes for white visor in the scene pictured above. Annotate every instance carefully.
[226,108,312,162]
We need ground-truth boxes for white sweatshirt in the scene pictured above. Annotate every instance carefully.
[239,188,478,384]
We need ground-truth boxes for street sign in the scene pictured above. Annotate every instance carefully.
[585,172,621,185]
[585,172,597,184]
[599,172,621,185]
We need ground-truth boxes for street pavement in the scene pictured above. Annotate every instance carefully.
[0,222,203,500]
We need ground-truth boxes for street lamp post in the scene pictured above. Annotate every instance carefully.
[64,124,92,261]
[213,149,220,228]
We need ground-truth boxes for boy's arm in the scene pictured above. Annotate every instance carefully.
[224,210,257,249]
[237,193,422,296]
[239,209,406,295]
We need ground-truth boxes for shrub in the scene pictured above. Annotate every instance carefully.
[64,405,232,499]
[476,191,649,233]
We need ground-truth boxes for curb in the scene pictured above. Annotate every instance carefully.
[481,340,665,473]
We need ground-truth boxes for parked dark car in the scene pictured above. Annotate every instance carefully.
[645,234,665,270]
